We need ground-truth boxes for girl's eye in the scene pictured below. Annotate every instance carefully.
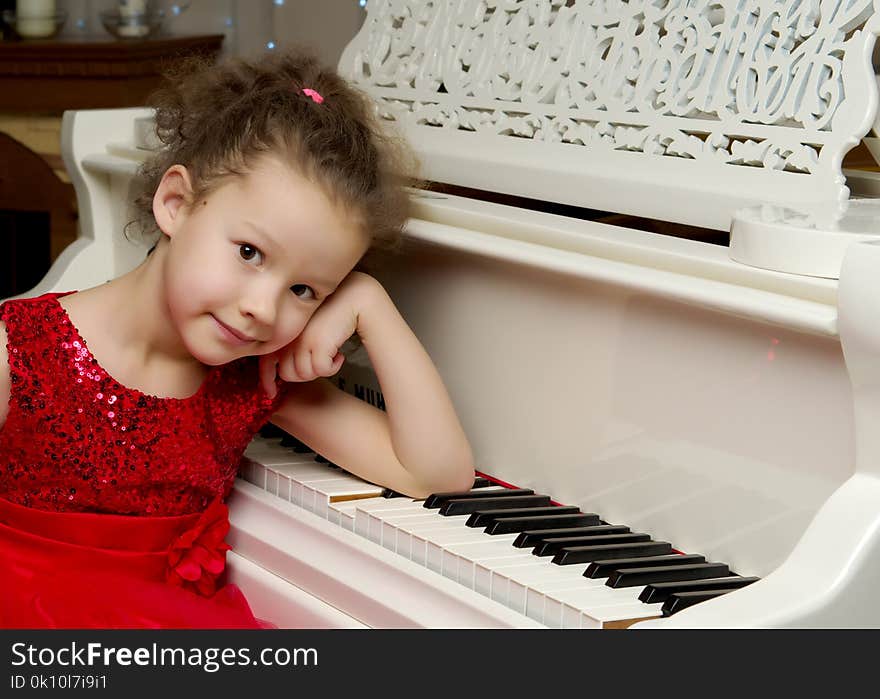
[239,243,262,264]
[291,284,315,300]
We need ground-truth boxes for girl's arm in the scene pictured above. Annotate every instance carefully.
[0,321,9,430]
[265,273,475,498]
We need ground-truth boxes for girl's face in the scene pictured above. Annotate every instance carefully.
[155,156,369,366]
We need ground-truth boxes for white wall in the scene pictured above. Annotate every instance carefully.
[58,0,367,68]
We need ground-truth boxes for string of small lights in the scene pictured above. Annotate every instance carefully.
[66,0,367,52]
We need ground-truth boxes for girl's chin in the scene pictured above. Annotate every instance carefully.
[184,341,241,367]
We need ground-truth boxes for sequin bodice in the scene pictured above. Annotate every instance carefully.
[0,292,282,516]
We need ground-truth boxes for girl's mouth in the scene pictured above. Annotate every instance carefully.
[211,315,256,346]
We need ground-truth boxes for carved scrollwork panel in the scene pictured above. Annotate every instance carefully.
[341,0,880,212]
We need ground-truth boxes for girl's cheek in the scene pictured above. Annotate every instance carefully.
[282,315,310,344]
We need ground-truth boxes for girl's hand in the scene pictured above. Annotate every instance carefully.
[259,272,376,397]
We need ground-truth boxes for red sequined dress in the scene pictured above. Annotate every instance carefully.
[0,292,284,628]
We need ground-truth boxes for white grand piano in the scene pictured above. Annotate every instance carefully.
[11,0,880,628]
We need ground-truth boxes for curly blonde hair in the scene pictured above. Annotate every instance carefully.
[130,48,417,254]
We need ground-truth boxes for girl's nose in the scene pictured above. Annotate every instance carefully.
[239,289,277,328]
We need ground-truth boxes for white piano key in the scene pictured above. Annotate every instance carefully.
[399,525,485,572]
[472,554,545,599]
[366,508,434,543]
[353,500,425,538]
[576,602,664,629]
[511,568,599,613]
[265,469,280,497]
[328,500,361,531]
[400,516,472,533]
[390,515,473,558]
[397,524,481,568]
[281,469,342,505]
[251,461,267,489]
[352,506,411,540]
[291,471,349,506]
[459,546,544,588]
[503,561,591,587]
[294,467,362,483]
[440,537,520,589]
[300,478,382,515]
[481,559,585,613]
[314,493,384,520]
[493,564,593,619]
[523,577,615,624]
[379,513,438,551]
[375,510,445,527]
[488,561,571,611]
[424,528,492,573]
[367,512,388,544]
[273,462,339,479]
[541,584,655,628]
[243,440,318,465]
[238,458,257,485]
[321,484,387,501]
[353,498,424,513]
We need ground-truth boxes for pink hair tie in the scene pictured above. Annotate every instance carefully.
[302,88,324,104]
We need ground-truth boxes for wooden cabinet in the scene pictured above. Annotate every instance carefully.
[0,34,224,111]
[0,34,223,297]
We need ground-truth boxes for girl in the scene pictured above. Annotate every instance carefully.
[0,50,474,629]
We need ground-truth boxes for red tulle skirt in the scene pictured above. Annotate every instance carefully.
[0,495,271,629]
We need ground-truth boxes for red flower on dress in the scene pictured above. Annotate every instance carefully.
[166,499,232,597]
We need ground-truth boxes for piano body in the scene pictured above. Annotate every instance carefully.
[12,0,880,628]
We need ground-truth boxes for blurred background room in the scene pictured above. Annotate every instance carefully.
[0,0,368,297]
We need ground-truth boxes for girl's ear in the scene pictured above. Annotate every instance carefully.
[152,165,194,238]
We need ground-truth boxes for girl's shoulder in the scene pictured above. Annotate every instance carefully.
[0,292,73,430]
[0,292,69,338]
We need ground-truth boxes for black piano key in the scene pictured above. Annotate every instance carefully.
[384,478,492,499]
[259,423,285,439]
[512,525,631,548]
[553,541,673,565]
[606,562,730,588]
[639,576,760,604]
[439,494,551,516]
[280,433,311,452]
[466,505,581,528]
[662,589,738,616]
[423,488,534,509]
[485,513,601,535]
[584,554,707,579]
[532,532,651,557]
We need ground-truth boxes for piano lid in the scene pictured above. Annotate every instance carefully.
[339,0,880,232]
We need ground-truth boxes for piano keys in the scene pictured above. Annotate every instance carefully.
[236,429,759,628]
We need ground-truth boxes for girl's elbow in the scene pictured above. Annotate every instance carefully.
[442,448,476,493]
[410,451,475,498]
[455,457,477,491]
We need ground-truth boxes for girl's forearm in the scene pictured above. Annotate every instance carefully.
[357,278,475,494]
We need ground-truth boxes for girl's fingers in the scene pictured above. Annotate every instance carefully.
[289,347,313,382]
[313,348,336,377]
[280,352,302,383]
[273,342,344,384]
[328,351,345,376]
